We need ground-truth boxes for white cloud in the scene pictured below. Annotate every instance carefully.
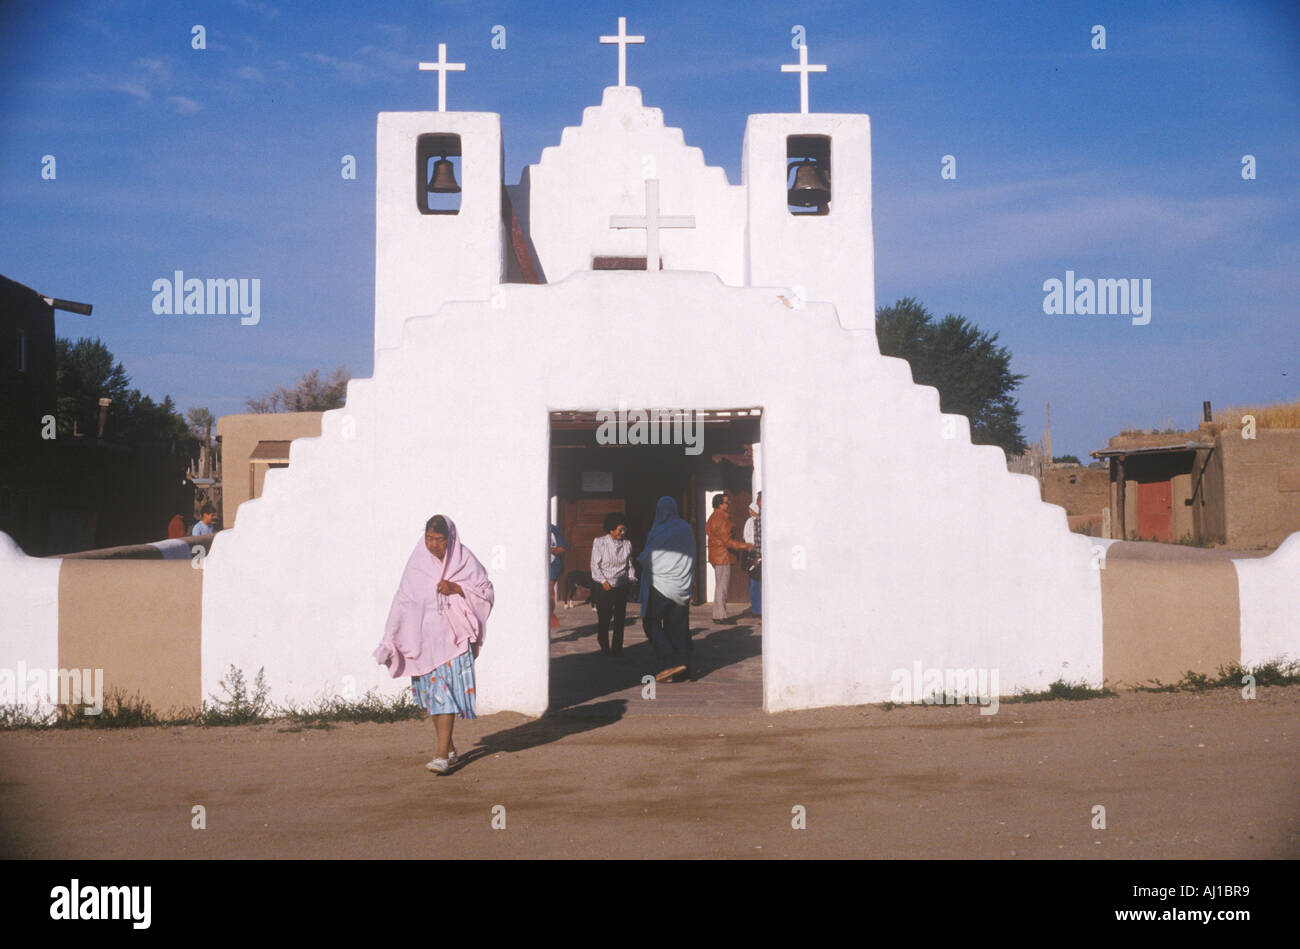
[235,66,265,83]
[165,96,201,115]
[134,58,171,82]
[879,175,1285,282]
[109,80,151,102]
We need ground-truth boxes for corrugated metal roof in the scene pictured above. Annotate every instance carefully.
[1091,441,1212,458]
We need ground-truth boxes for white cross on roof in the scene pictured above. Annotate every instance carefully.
[418,43,466,112]
[600,16,645,87]
[781,43,827,114]
[609,179,695,270]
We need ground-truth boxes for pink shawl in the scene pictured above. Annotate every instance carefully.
[372,516,494,679]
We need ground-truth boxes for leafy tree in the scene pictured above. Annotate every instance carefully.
[55,337,130,437]
[186,407,218,476]
[54,336,193,446]
[875,297,1027,455]
[186,407,215,447]
[246,366,350,413]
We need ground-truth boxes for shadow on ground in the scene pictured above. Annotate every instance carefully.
[469,699,628,761]
[548,608,762,711]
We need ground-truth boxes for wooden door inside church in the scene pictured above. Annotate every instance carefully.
[560,498,626,581]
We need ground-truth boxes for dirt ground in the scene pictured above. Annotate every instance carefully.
[1,684,1295,859]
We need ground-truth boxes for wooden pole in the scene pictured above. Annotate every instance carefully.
[1114,455,1126,540]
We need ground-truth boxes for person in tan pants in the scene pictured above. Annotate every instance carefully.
[706,494,753,624]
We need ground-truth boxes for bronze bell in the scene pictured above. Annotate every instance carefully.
[427,156,460,193]
[787,159,830,208]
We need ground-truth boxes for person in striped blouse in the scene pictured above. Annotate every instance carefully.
[590,512,636,655]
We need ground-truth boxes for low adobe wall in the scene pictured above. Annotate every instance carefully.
[1097,541,1252,686]
[0,533,203,714]
[2,529,1298,715]
[58,559,203,712]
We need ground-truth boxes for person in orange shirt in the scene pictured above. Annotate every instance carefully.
[705,494,753,624]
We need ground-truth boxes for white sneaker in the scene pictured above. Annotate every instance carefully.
[448,749,459,765]
[426,757,450,774]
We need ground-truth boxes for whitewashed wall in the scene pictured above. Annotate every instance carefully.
[203,272,1105,714]
[743,112,876,333]
[203,90,1105,716]
[0,533,62,706]
[1234,533,1300,668]
[515,86,746,285]
[374,112,504,353]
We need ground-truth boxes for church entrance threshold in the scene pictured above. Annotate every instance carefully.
[548,602,762,715]
[547,408,763,714]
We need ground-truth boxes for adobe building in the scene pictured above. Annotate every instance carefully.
[1093,422,1300,549]
[4,25,1299,714]
[217,412,323,527]
[1040,464,1109,535]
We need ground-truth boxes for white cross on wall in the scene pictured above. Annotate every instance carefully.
[609,179,695,270]
[600,16,645,87]
[418,43,466,112]
[781,43,827,114]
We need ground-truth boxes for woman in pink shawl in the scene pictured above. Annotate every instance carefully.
[373,514,494,774]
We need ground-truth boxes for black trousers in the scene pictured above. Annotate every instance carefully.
[594,583,628,653]
[642,587,691,671]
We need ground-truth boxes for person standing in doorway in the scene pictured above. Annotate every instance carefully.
[742,491,762,618]
[549,523,566,629]
[706,494,753,624]
[637,496,696,682]
[590,512,635,655]
[373,514,494,775]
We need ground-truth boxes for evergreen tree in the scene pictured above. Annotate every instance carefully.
[54,336,192,446]
[875,298,1027,455]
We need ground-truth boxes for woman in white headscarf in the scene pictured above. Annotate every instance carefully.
[373,514,494,774]
[636,496,696,682]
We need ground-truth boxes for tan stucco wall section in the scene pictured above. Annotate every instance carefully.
[1100,542,1241,687]
[1219,429,1300,549]
[1172,472,1193,540]
[217,412,323,526]
[1042,467,1108,516]
[58,560,203,713]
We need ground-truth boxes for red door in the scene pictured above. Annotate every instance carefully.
[1136,480,1173,542]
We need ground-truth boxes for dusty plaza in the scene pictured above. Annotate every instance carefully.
[1,608,1296,860]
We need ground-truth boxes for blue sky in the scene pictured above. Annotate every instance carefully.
[2,0,1297,458]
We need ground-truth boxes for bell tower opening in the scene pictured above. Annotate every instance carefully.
[786,134,831,216]
[416,132,462,215]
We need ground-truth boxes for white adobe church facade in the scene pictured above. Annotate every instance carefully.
[201,27,1111,716]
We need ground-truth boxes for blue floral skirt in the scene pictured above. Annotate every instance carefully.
[411,649,476,719]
